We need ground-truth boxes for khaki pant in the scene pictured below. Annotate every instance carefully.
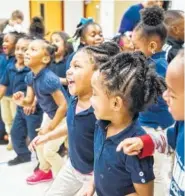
[36,113,67,176]
[142,126,173,196]
[1,96,16,135]
[46,159,96,196]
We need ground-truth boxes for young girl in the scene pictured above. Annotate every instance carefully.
[87,51,166,196]
[113,32,134,52]
[131,6,174,196]
[65,18,104,71]
[1,31,22,150]
[117,50,184,196]
[0,36,43,165]
[50,31,74,89]
[29,41,120,195]
[13,39,68,184]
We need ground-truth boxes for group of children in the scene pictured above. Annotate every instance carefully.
[0,5,184,196]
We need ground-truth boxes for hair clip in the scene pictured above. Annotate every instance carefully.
[80,17,94,25]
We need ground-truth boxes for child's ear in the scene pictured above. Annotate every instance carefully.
[112,96,123,111]
[42,56,50,64]
[171,25,179,35]
[148,41,158,54]
[80,37,86,45]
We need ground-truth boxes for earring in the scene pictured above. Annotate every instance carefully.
[152,50,156,54]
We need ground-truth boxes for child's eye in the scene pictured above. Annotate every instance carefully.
[74,64,80,68]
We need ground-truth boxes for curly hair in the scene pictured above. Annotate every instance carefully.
[99,51,166,117]
[135,6,167,45]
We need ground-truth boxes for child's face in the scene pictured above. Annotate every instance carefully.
[3,34,16,55]
[132,30,158,57]
[66,51,94,96]
[146,0,163,8]
[91,71,117,120]
[163,57,184,120]
[173,18,184,41]
[15,39,30,65]
[51,34,65,57]
[81,24,104,46]
[120,35,134,52]
[24,40,48,68]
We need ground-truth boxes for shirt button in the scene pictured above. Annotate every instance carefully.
[139,171,144,176]
[141,178,146,183]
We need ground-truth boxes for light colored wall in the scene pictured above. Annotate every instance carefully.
[0,0,30,30]
[64,0,84,36]
[114,0,138,33]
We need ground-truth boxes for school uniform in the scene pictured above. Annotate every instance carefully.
[138,52,174,196]
[94,120,154,196]
[163,36,184,63]
[46,96,96,196]
[49,56,69,92]
[0,62,43,161]
[26,68,68,175]
[0,56,17,137]
[140,121,184,196]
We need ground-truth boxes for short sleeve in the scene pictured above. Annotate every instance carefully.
[0,67,10,86]
[25,72,33,86]
[43,74,61,94]
[125,155,155,184]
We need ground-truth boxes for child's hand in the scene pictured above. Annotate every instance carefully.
[13,91,25,106]
[36,126,51,135]
[23,104,36,115]
[28,135,49,152]
[116,137,144,155]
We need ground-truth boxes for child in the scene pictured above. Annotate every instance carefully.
[163,10,184,63]
[85,51,167,196]
[131,6,174,196]
[113,32,134,52]
[3,10,26,34]
[13,39,68,183]
[29,16,45,39]
[50,31,74,88]
[28,42,120,195]
[66,18,104,71]
[1,31,22,150]
[0,36,43,165]
[117,50,184,196]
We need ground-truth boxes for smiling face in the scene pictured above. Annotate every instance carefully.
[163,53,184,120]
[24,40,49,68]
[81,24,104,46]
[3,33,16,55]
[66,50,95,96]
[51,33,65,57]
[15,38,30,65]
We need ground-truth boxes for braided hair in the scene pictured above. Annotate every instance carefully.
[135,6,167,45]
[80,41,120,70]
[99,51,166,117]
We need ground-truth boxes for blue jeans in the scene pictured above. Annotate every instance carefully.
[11,106,43,159]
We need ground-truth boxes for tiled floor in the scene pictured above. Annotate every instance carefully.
[0,145,53,196]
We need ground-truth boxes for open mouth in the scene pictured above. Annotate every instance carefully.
[3,47,8,53]
[67,78,75,86]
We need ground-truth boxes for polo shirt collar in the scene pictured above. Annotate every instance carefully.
[33,67,47,80]
[97,120,139,145]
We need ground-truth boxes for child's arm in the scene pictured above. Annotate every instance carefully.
[117,127,175,158]
[0,85,7,99]
[132,181,154,196]
[29,118,68,151]
[38,89,67,135]
[13,86,35,107]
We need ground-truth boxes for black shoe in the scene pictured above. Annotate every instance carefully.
[0,139,8,145]
[8,156,31,166]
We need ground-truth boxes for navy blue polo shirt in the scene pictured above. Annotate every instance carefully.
[66,96,96,174]
[139,51,174,129]
[0,62,30,94]
[0,55,15,96]
[25,68,68,119]
[0,53,7,78]
[94,120,155,196]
